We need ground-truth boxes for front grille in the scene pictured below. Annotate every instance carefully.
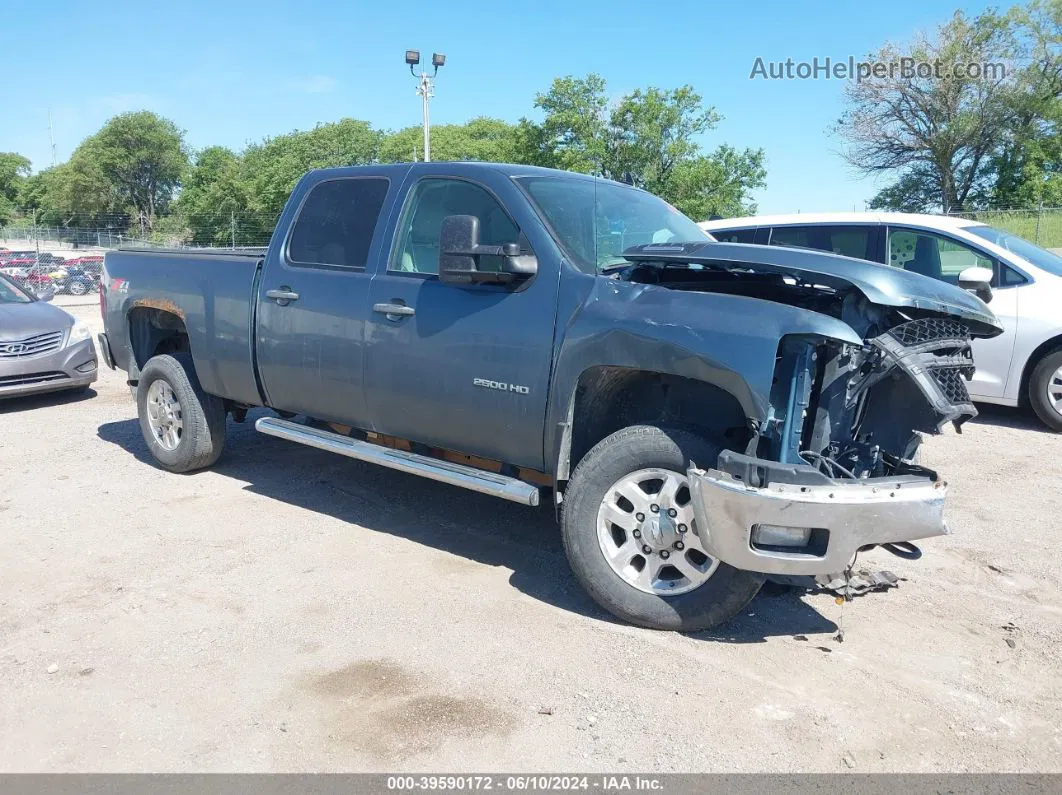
[929,366,974,405]
[0,330,65,359]
[0,371,69,388]
[889,318,969,347]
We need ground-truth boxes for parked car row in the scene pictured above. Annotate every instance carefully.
[0,248,104,296]
[700,212,1062,432]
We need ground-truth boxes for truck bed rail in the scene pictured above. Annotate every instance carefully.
[115,246,268,257]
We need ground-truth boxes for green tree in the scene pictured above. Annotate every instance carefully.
[666,146,767,219]
[867,165,948,213]
[837,9,1019,212]
[528,74,611,173]
[16,163,114,228]
[67,111,189,226]
[519,74,765,219]
[177,146,250,245]
[379,117,520,163]
[609,87,721,194]
[989,0,1062,207]
[0,152,31,224]
[240,118,382,221]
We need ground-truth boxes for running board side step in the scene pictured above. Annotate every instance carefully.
[255,417,541,507]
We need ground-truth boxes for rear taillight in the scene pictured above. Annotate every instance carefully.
[99,279,105,317]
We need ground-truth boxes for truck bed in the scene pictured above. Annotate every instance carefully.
[102,248,265,406]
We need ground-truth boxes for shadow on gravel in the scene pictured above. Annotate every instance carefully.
[969,403,1054,434]
[692,584,837,643]
[0,386,97,414]
[97,411,836,642]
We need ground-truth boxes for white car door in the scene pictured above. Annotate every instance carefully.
[968,281,1019,400]
[885,226,1016,400]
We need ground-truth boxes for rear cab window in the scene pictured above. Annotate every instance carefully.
[287,178,390,269]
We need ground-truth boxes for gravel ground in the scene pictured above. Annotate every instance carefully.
[1,303,1060,773]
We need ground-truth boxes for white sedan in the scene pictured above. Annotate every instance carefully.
[700,212,1062,431]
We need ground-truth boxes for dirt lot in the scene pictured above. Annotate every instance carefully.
[1,302,1060,773]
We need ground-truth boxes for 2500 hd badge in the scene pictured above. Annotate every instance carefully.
[473,377,530,395]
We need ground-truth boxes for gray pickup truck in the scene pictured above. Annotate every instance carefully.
[98,162,1002,631]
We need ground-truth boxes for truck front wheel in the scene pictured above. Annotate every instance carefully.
[136,353,226,473]
[562,424,763,631]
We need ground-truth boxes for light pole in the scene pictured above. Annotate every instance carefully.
[405,49,445,162]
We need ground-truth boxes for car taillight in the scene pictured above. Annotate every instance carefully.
[99,279,105,316]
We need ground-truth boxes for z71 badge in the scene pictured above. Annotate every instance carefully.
[473,378,529,395]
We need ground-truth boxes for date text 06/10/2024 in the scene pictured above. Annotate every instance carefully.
[386,775,664,791]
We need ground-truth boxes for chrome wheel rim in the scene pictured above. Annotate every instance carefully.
[1049,365,1062,416]
[596,467,719,596]
[145,380,183,451]
[69,281,87,295]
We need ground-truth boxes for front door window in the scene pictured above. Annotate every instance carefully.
[391,179,520,276]
[887,228,993,284]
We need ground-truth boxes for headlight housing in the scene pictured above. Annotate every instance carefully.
[67,321,92,346]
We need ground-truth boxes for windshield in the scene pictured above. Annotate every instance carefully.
[0,274,32,303]
[963,225,1062,277]
[518,176,710,273]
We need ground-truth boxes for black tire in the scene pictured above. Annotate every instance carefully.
[136,353,226,472]
[1028,348,1062,432]
[561,424,763,632]
[68,280,89,296]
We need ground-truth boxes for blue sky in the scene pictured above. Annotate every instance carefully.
[2,0,994,214]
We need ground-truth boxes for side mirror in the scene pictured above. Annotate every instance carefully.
[438,214,537,286]
[958,265,993,304]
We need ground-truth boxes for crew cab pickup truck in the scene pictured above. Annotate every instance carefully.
[98,162,1002,631]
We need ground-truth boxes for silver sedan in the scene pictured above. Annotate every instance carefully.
[0,274,98,399]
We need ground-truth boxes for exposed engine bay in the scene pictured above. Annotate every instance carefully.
[767,318,976,481]
[617,256,985,484]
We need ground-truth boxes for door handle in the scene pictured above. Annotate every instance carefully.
[266,288,300,305]
[373,302,415,318]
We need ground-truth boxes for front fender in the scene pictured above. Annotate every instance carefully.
[545,276,862,474]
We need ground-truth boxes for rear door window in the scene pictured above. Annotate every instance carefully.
[768,226,813,249]
[711,228,758,244]
[288,177,390,269]
[769,225,874,259]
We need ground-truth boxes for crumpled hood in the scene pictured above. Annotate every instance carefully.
[623,241,1003,338]
[0,300,73,340]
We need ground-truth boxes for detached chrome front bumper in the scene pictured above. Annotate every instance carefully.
[686,465,949,575]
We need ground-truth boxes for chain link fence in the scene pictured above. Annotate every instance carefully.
[0,213,274,299]
[946,205,1062,248]
[4,205,1060,278]
[1,211,281,252]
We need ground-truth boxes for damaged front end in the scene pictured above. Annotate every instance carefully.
[619,241,1002,576]
[688,317,978,576]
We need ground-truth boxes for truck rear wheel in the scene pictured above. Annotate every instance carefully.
[562,424,763,631]
[136,353,226,472]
